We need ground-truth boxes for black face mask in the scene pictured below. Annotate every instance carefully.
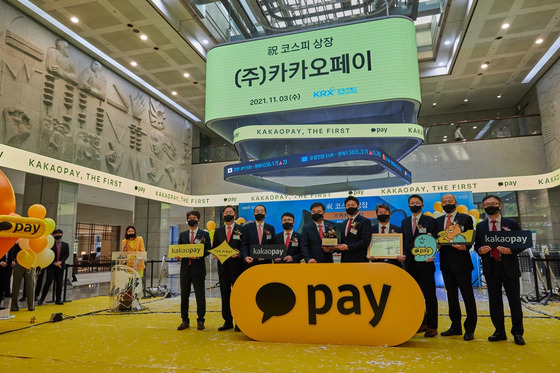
[53,235,63,240]
[409,205,422,213]
[346,207,358,216]
[223,215,235,222]
[484,206,500,216]
[377,214,390,223]
[187,219,198,227]
[442,204,456,214]
[311,213,323,222]
[255,213,265,221]
[282,222,293,230]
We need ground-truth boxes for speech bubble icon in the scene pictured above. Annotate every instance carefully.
[256,282,296,323]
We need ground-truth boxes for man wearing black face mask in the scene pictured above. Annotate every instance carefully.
[240,204,275,267]
[435,194,477,341]
[38,229,69,305]
[271,212,302,263]
[474,195,525,345]
[301,202,334,263]
[333,196,372,263]
[401,194,439,338]
[212,205,243,331]
[368,203,404,267]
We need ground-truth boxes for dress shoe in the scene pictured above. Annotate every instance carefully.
[417,325,428,333]
[55,301,64,305]
[440,328,462,336]
[488,333,507,342]
[197,321,205,330]
[218,324,233,331]
[10,306,19,312]
[424,328,438,338]
[234,325,241,332]
[37,300,44,306]
[513,335,526,345]
[177,321,189,330]
[463,332,474,341]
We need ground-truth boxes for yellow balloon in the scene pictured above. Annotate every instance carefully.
[28,204,47,219]
[206,221,216,231]
[29,236,48,254]
[433,201,443,212]
[236,217,246,225]
[17,248,36,269]
[36,249,55,268]
[209,230,215,245]
[43,218,56,236]
[468,209,480,219]
[423,211,433,217]
[457,205,468,214]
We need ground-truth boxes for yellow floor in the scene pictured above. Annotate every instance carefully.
[0,296,559,372]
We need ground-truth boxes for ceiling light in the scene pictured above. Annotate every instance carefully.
[497,94,502,98]
[70,17,79,23]
[432,102,437,106]
[183,72,190,78]
[444,40,451,45]
[501,23,510,29]
[202,39,209,45]
[473,126,477,129]
[523,34,560,83]
[481,63,489,68]
[130,61,137,67]
[464,98,469,102]
[171,91,177,96]
[140,34,148,41]
[536,38,543,44]
[443,135,447,138]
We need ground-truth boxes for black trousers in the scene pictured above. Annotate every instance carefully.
[486,261,524,336]
[0,266,12,300]
[218,259,243,325]
[179,267,206,323]
[407,262,438,329]
[41,265,64,302]
[442,269,477,333]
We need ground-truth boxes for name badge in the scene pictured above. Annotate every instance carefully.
[350,228,358,235]
[291,242,299,247]
[194,238,202,244]
[266,234,272,240]
[233,234,241,240]
[419,228,426,234]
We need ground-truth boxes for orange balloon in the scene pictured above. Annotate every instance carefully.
[468,209,480,220]
[433,201,443,213]
[29,236,48,254]
[28,204,47,219]
[0,237,18,259]
[0,170,16,215]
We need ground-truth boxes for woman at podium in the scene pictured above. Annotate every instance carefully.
[121,225,146,277]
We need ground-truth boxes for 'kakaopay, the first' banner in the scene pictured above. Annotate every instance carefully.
[205,18,420,131]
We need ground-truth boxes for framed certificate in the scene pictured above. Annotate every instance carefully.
[368,233,403,259]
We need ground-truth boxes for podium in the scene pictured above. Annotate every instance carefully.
[110,251,147,311]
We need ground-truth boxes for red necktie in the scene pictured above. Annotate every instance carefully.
[412,217,417,235]
[318,224,323,238]
[381,226,386,234]
[258,224,263,244]
[190,230,195,244]
[285,232,291,249]
[226,225,232,242]
[346,218,353,236]
[56,241,61,261]
[446,214,453,228]
[491,220,500,259]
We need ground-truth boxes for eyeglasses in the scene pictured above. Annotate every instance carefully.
[482,202,500,207]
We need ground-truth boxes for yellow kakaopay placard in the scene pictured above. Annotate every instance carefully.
[0,215,46,239]
[208,241,239,263]
[231,263,425,346]
[168,244,205,258]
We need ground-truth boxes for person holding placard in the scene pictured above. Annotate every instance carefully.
[401,194,439,338]
[435,194,477,341]
[474,195,525,345]
[271,212,302,263]
[212,205,244,331]
[177,210,211,331]
[300,202,334,263]
[332,196,372,263]
[368,203,405,267]
[240,205,275,267]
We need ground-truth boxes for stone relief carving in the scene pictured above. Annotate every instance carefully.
[147,157,163,185]
[39,115,73,161]
[105,141,123,173]
[129,123,146,151]
[149,99,165,130]
[165,164,178,190]
[78,60,107,101]
[45,39,78,85]
[75,130,101,169]
[2,107,32,147]
[131,92,146,120]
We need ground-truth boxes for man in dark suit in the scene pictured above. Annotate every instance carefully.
[474,194,525,345]
[39,229,70,305]
[368,203,405,267]
[241,204,275,267]
[177,210,211,331]
[401,194,439,337]
[300,202,334,263]
[333,196,372,262]
[271,212,302,263]
[435,194,477,341]
[212,205,244,331]
[0,249,15,309]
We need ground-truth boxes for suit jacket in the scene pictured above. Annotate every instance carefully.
[271,231,303,262]
[300,222,334,263]
[50,240,70,267]
[474,216,522,279]
[178,228,211,276]
[435,212,474,273]
[340,214,372,263]
[240,221,276,258]
[401,214,438,270]
[212,223,243,275]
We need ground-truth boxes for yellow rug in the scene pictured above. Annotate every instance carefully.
[0,296,559,372]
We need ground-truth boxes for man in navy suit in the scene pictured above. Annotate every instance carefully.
[474,194,525,345]
[271,212,302,263]
[212,206,244,331]
[300,202,334,263]
[332,196,372,263]
[401,194,439,337]
[435,194,477,341]
[39,229,70,305]
[241,204,275,267]
[368,203,405,267]
[177,210,211,331]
